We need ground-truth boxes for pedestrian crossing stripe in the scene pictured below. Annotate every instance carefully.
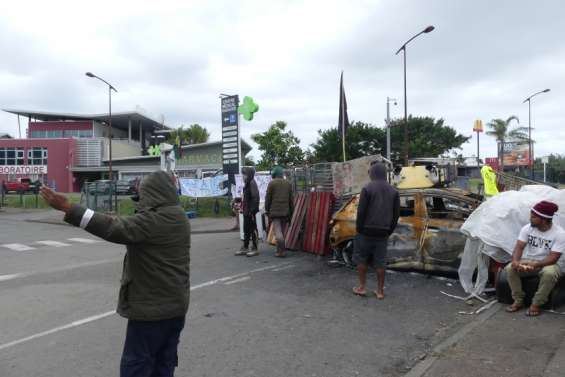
[67,238,101,244]
[36,241,72,247]
[1,244,36,251]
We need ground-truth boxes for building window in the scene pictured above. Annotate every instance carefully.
[27,147,48,165]
[2,148,24,165]
[31,130,46,138]
[79,129,93,138]
[46,130,63,138]
[63,130,77,138]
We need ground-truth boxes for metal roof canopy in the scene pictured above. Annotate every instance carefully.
[2,109,169,133]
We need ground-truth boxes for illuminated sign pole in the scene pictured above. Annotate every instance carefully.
[221,95,240,175]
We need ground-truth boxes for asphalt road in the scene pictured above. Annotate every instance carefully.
[0,213,482,377]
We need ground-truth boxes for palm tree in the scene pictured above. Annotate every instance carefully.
[167,124,210,145]
[486,116,529,170]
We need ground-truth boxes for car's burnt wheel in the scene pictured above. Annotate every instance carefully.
[341,239,355,268]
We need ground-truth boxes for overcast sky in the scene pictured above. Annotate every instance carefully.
[1,0,563,162]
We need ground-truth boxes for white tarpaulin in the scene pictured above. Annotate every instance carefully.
[458,185,565,294]
[179,175,228,197]
[232,174,272,202]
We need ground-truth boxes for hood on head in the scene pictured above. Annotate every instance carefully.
[481,165,494,174]
[242,166,256,183]
[271,166,283,178]
[138,170,179,208]
[369,163,387,181]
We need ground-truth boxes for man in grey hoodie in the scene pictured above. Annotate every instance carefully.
[353,163,400,299]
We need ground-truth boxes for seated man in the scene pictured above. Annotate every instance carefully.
[505,200,565,316]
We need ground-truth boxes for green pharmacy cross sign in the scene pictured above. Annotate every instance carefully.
[238,96,259,121]
[148,144,161,156]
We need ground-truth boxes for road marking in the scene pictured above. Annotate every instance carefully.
[1,243,35,251]
[0,258,122,283]
[0,273,23,282]
[68,238,101,244]
[272,264,295,272]
[224,276,251,285]
[0,311,116,352]
[36,241,72,247]
[191,262,292,290]
[0,261,291,351]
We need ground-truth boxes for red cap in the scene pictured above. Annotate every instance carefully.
[531,200,559,219]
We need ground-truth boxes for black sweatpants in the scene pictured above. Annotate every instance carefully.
[243,213,258,248]
[120,316,186,377]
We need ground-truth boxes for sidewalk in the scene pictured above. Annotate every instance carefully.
[1,207,237,234]
[406,303,565,377]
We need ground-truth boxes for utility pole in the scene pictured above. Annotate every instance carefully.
[386,97,397,161]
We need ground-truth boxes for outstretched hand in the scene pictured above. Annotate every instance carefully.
[40,186,71,214]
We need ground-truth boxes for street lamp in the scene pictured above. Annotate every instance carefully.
[522,88,550,179]
[395,25,435,166]
[386,97,397,161]
[86,72,118,181]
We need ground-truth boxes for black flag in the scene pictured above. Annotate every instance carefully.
[338,71,350,140]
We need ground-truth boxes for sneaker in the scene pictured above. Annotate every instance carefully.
[246,250,259,257]
[235,247,248,256]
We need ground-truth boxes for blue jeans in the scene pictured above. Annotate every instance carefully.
[120,316,186,377]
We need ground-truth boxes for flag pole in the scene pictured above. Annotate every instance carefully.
[341,71,346,162]
[341,103,346,162]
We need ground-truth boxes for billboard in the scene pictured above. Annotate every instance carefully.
[485,157,499,171]
[502,141,530,167]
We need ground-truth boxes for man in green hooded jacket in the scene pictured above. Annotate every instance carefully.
[40,170,190,377]
[265,166,293,257]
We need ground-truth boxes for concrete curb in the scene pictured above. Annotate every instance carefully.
[404,302,502,377]
[543,333,565,377]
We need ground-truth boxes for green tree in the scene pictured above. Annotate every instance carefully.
[534,154,565,183]
[310,117,468,164]
[388,116,470,162]
[167,124,210,145]
[251,121,304,170]
[310,121,385,162]
[486,116,527,170]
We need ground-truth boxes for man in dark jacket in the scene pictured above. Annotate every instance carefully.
[40,171,190,377]
[236,167,260,257]
[265,166,294,257]
[353,163,399,299]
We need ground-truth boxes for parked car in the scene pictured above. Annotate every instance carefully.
[2,178,40,194]
[329,188,482,274]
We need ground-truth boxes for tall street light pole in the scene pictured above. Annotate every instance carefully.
[86,72,118,181]
[522,88,550,179]
[395,25,435,166]
[386,97,397,161]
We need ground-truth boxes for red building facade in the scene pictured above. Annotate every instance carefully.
[0,137,77,192]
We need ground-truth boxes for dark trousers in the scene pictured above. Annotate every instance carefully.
[243,213,258,248]
[120,316,185,377]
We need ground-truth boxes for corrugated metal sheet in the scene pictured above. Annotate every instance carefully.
[284,192,309,250]
[303,192,335,255]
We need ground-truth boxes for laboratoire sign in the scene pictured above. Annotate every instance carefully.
[221,95,240,175]
[0,165,48,174]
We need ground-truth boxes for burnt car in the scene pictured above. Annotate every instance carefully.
[329,188,482,274]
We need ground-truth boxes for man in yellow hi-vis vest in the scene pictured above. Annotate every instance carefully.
[481,165,499,198]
